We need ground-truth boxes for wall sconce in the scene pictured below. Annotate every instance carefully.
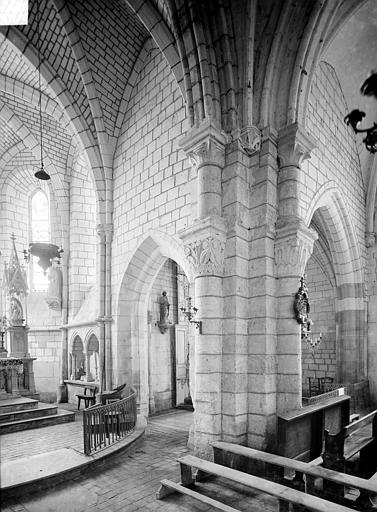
[180,297,202,334]
[344,72,377,153]
[294,276,322,350]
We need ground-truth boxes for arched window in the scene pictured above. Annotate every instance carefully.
[30,189,50,291]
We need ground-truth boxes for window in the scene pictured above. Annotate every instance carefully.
[30,189,50,291]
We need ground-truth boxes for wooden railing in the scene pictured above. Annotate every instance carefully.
[82,389,137,455]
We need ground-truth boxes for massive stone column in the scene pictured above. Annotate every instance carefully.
[275,124,317,413]
[180,121,227,458]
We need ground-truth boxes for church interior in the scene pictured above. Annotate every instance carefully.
[0,0,377,510]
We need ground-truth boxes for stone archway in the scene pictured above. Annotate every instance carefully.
[115,231,192,417]
[306,184,365,385]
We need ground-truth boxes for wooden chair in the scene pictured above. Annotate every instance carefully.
[76,386,97,410]
[320,377,334,393]
[308,377,321,396]
[100,383,127,405]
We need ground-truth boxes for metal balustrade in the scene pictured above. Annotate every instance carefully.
[82,389,137,455]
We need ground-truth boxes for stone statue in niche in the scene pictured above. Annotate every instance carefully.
[9,297,24,326]
[158,291,171,334]
[45,257,62,311]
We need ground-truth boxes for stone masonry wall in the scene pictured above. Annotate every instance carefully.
[305,61,365,258]
[112,42,190,294]
[302,256,336,395]
[68,152,97,319]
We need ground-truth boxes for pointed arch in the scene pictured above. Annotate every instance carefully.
[305,181,365,382]
[114,230,192,416]
[305,181,363,287]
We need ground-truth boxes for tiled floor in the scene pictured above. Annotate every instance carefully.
[1,407,279,512]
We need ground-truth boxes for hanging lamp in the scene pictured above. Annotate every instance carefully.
[34,0,50,181]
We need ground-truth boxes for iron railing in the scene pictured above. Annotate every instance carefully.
[83,389,137,455]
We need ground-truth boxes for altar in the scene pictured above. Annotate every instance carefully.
[0,234,38,400]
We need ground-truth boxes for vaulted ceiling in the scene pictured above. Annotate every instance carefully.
[0,0,376,232]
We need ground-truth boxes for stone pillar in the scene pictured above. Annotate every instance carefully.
[180,121,227,458]
[104,224,113,390]
[58,253,69,402]
[367,233,377,405]
[247,127,279,451]
[182,219,227,458]
[275,123,317,414]
[96,223,113,395]
[277,123,316,225]
[97,225,106,393]
[275,222,318,412]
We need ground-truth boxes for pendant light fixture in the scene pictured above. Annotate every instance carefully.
[34,0,50,181]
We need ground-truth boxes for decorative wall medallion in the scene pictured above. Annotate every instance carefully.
[294,276,322,350]
[238,125,261,156]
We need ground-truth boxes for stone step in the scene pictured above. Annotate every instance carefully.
[0,403,59,424]
[0,397,38,414]
[0,409,75,434]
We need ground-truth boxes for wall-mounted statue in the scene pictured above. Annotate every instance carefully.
[45,257,63,311]
[9,296,24,326]
[158,291,171,334]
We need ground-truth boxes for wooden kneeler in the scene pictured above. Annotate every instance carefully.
[157,455,355,512]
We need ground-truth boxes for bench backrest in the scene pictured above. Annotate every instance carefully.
[344,409,377,436]
[212,441,377,494]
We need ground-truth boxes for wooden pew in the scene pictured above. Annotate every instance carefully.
[157,454,356,512]
[343,410,377,474]
[212,441,377,510]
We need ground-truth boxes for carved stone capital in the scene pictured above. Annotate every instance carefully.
[97,223,113,243]
[366,231,376,247]
[275,222,318,278]
[278,123,317,169]
[180,120,228,169]
[180,216,227,277]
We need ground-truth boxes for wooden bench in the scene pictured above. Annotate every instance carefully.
[212,441,377,502]
[322,410,377,477]
[344,410,377,466]
[76,386,97,410]
[157,454,356,512]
